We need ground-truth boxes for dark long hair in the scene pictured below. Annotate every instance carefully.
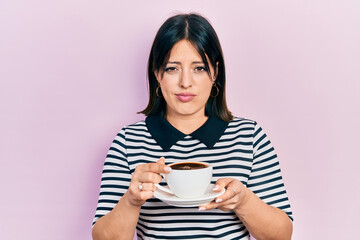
[139,13,233,122]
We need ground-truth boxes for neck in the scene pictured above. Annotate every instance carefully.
[166,112,208,135]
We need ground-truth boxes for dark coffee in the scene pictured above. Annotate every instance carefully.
[170,162,208,170]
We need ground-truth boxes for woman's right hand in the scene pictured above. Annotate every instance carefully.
[125,157,171,207]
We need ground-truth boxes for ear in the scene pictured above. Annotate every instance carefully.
[154,70,161,83]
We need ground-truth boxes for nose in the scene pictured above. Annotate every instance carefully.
[180,69,192,88]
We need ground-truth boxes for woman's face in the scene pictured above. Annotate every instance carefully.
[156,40,216,120]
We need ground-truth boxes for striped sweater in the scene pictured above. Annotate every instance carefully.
[93,116,293,239]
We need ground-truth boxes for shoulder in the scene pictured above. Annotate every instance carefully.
[115,119,148,137]
[227,116,257,128]
[219,117,257,138]
[123,120,147,131]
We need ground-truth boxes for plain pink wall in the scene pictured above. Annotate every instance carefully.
[1,0,359,239]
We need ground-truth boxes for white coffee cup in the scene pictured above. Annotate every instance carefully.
[155,162,212,199]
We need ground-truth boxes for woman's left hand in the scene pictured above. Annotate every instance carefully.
[198,178,249,211]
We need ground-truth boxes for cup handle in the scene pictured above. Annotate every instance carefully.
[155,173,174,194]
[154,183,174,195]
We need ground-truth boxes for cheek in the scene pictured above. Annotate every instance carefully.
[159,76,177,92]
[202,82,213,97]
[160,84,172,97]
[159,84,174,104]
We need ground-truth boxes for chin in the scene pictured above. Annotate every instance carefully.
[167,103,205,117]
[175,108,204,117]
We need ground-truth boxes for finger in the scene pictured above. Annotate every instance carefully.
[138,182,156,192]
[198,201,221,211]
[214,186,238,203]
[156,157,171,172]
[137,172,163,184]
[212,178,233,192]
[137,190,155,201]
[128,184,156,204]
[198,197,236,211]
[157,157,165,165]
[215,180,242,203]
[137,158,171,174]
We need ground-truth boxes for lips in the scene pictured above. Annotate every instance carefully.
[176,93,196,102]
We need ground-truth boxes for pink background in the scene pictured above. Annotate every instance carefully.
[1,0,359,239]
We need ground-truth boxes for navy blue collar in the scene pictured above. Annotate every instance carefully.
[145,115,229,151]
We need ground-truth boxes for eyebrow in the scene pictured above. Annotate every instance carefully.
[166,61,204,65]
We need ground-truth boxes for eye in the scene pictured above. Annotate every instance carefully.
[164,67,177,72]
[195,66,207,72]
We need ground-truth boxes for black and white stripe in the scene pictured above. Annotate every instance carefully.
[93,117,293,239]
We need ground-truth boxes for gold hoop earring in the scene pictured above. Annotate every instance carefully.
[210,83,219,97]
[156,86,162,98]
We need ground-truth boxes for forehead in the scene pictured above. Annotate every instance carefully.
[168,40,203,62]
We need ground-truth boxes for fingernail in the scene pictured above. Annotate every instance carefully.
[215,198,222,203]
[213,185,219,190]
[164,166,171,171]
[198,207,206,211]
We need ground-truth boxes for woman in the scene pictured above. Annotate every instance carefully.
[92,13,293,240]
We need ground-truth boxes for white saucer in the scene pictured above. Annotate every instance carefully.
[154,184,225,207]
